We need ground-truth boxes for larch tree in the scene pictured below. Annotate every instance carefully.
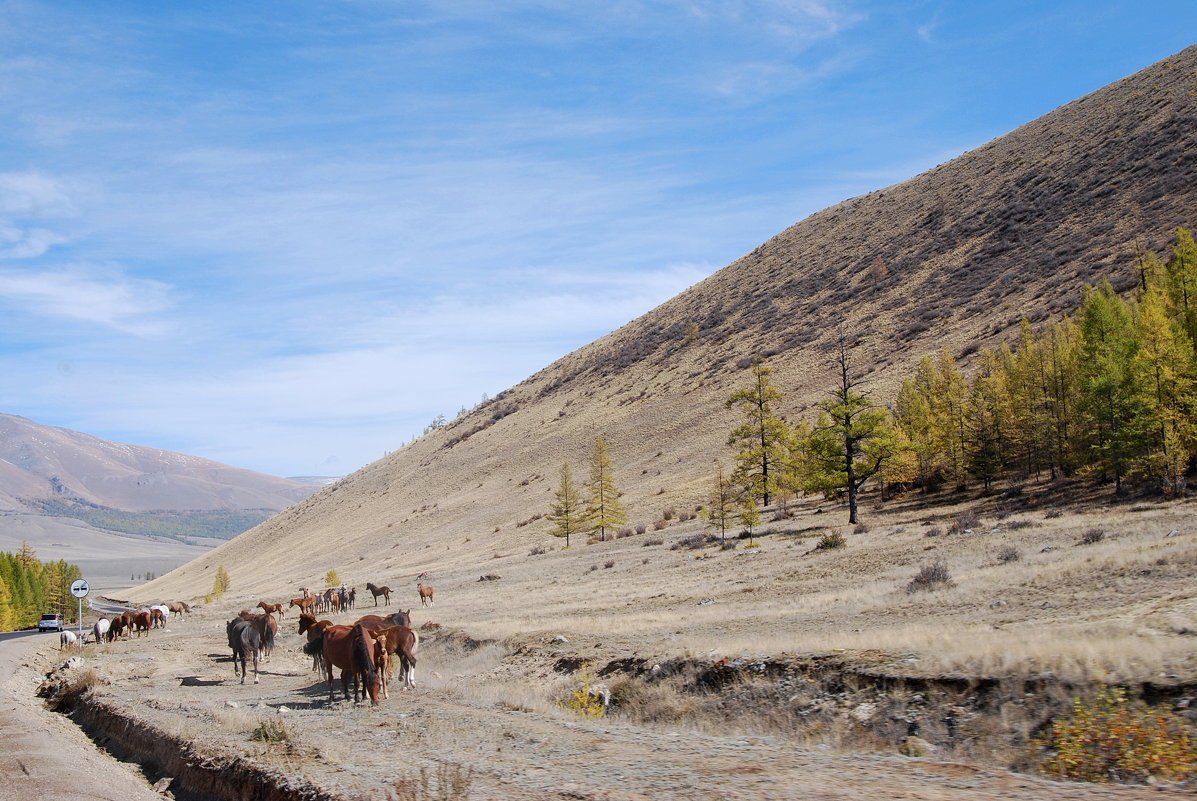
[707,467,736,540]
[585,435,626,542]
[804,329,899,524]
[548,462,586,548]
[1077,281,1148,494]
[738,494,760,546]
[726,357,789,508]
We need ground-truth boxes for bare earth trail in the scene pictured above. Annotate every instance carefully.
[27,605,1193,801]
[0,631,164,801]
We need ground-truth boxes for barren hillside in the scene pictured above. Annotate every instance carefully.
[131,45,1197,605]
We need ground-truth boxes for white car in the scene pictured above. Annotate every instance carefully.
[38,613,64,632]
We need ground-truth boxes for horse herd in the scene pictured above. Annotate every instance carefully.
[229,583,427,707]
[60,600,193,649]
[64,580,435,707]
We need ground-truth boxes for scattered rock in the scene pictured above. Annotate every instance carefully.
[850,702,876,723]
[899,736,937,757]
[225,701,239,709]
[1041,545,1056,553]
[552,635,569,644]
[989,600,1007,608]
[478,574,502,581]
[1166,529,1180,537]
[698,598,714,605]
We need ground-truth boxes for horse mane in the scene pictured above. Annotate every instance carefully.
[302,628,325,657]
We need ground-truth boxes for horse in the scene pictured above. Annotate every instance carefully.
[359,623,418,690]
[355,609,412,628]
[150,607,166,629]
[132,610,152,637]
[304,623,380,705]
[347,587,356,609]
[108,612,130,641]
[297,612,334,672]
[59,629,78,650]
[93,617,110,644]
[167,600,191,620]
[257,600,285,619]
[417,582,434,607]
[371,630,392,699]
[226,617,264,684]
[326,590,341,614]
[237,610,277,660]
[289,596,316,615]
[365,582,391,606]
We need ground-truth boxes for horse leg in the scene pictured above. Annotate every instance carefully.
[252,646,260,684]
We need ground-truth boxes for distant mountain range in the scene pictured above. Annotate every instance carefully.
[0,413,322,560]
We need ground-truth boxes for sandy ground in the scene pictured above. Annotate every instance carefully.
[26,601,1192,801]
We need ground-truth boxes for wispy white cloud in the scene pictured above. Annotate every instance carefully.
[0,265,173,335]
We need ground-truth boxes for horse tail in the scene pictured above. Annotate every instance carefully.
[351,624,377,692]
[261,618,276,655]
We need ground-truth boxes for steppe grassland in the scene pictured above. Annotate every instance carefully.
[432,490,1197,683]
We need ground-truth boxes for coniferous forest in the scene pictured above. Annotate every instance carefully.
[0,543,86,631]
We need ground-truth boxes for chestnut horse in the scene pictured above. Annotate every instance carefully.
[257,600,285,619]
[288,596,316,615]
[416,583,434,607]
[365,582,391,606]
[132,610,152,637]
[304,623,380,704]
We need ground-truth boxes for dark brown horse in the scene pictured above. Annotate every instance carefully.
[226,616,264,684]
[304,623,380,705]
[257,600,285,618]
[365,582,391,606]
[297,612,334,672]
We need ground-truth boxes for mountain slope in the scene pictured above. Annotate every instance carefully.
[131,45,1197,603]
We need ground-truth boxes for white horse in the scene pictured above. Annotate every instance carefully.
[93,617,110,643]
[59,629,78,650]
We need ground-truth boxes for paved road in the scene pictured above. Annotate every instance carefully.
[0,630,164,801]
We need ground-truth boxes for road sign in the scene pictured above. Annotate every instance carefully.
[70,579,90,598]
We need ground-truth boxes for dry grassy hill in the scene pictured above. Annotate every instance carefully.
[130,43,1197,667]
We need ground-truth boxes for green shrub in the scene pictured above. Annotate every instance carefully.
[815,531,846,551]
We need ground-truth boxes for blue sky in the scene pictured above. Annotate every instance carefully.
[1,2,1194,478]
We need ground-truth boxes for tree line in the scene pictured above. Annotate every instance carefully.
[0,542,86,631]
[725,228,1197,523]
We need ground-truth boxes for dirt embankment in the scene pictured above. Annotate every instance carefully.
[30,608,1197,801]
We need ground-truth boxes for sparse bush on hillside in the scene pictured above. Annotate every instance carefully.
[671,532,718,551]
[635,523,647,535]
[814,531,847,551]
[642,538,663,547]
[616,527,633,538]
[1034,687,1197,783]
[529,545,548,556]
[997,545,1021,563]
[1045,508,1063,519]
[662,507,675,521]
[906,561,953,593]
[853,523,869,534]
[1080,528,1106,545]
[652,519,668,531]
[947,509,980,535]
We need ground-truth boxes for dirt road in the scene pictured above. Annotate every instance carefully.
[0,630,163,801]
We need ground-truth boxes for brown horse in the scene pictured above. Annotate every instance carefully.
[132,610,152,637]
[237,611,277,659]
[289,596,316,614]
[371,630,391,699]
[304,623,380,705]
[365,582,391,606]
[257,600,285,619]
[167,600,191,620]
[417,582,434,607]
[362,623,418,690]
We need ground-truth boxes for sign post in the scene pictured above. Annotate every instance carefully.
[70,579,90,638]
